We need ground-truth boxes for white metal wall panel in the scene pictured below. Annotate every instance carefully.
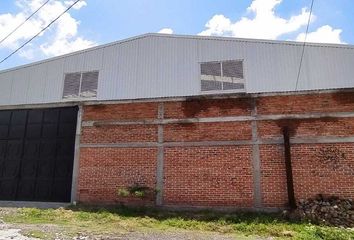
[63,53,85,74]
[0,71,13,105]
[26,65,47,104]
[0,34,353,106]
[43,58,64,102]
[245,42,303,93]
[11,68,29,104]
[99,39,142,100]
[81,48,103,72]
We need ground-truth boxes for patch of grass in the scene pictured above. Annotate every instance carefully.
[23,229,47,239]
[3,206,354,240]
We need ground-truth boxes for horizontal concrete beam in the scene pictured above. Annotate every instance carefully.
[0,201,70,209]
[80,88,354,106]
[80,136,354,148]
[82,111,354,127]
[258,112,354,121]
[291,136,354,144]
[0,88,353,111]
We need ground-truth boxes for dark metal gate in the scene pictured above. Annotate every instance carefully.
[0,106,78,202]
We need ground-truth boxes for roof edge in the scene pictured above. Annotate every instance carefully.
[1,33,353,74]
[0,33,152,74]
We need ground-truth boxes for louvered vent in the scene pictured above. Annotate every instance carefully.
[63,73,81,98]
[222,60,243,78]
[81,71,99,97]
[223,82,244,90]
[201,80,222,91]
[201,62,221,76]
[62,71,99,99]
[200,60,245,92]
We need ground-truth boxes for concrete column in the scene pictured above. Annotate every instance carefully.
[71,105,83,204]
[251,98,262,208]
[156,102,165,206]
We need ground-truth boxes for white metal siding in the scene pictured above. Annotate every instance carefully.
[0,34,353,106]
[0,71,13,105]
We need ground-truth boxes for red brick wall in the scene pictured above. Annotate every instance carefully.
[164,98,252,118]
[257,92,354,115]
[77,91,354,208]
[83,102,158,121]
[292,143,354,200]
[78,147,157,204]
[164,121,252,142]
[260,144,287,207]
[81,125,157,144]
[258,118,354,139]
[164,146,253,207]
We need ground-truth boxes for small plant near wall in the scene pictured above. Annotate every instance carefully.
[117,184,157,199]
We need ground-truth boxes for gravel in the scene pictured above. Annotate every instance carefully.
[0,207,266,240]
[0,225,38,240]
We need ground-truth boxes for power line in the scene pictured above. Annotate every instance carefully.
[0,0,82,65]
[295,0,315,91]
[0,0,50,45]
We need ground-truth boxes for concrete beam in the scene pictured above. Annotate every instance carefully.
[156,103,165,206]
[291,136,354,144]
[82,111,354,127]
[257,112,354,121]
[71,105,83,204]
[251,99,262,208]
[80,88,354,107]
[80,136,354,149]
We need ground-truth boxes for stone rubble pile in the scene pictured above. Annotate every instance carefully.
[295,195,354,227]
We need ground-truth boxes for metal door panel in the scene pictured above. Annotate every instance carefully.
[0,107,77,202]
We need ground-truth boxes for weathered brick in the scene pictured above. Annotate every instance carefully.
[78,91,354,208]
[258,118,354,139]
[78,147,157,204]
[257,92,354,115]
[164,146,254,207]
[81,125,157,143]
[164,98,252,119]
[83,102,158,121]
[164,121,252,142]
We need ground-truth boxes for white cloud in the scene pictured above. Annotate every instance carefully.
[40,36,95,56]
[199,0,312,39]
[64,0,87,10]
[198,0,345,44]
[158,28,174,34]
[0,0,95,59]
[296,25,344,44]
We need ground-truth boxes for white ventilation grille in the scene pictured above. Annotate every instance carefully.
[81,71,99,97]
[63,73,81,98]
[63,71,99,99]
[201,62,221,76]
[200,60,245,92]
[201,80,222,91]
[222,60,243,78]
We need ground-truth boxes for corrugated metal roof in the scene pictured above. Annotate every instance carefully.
[0,33,353,106]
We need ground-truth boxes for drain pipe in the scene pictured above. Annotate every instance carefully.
[282,126,296,209]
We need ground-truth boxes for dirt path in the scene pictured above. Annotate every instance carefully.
[0,222,261,240]
[0,222,37,240]
[0,208,267,240]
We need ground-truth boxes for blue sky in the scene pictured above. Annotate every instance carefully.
[0,0,353,70]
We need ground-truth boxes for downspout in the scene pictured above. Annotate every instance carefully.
[282,126,296,209]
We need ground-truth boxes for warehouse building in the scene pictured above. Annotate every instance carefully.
[0,33,353,209]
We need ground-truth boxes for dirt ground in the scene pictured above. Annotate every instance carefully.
[0,223,256,240]
[0,207,262,240]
